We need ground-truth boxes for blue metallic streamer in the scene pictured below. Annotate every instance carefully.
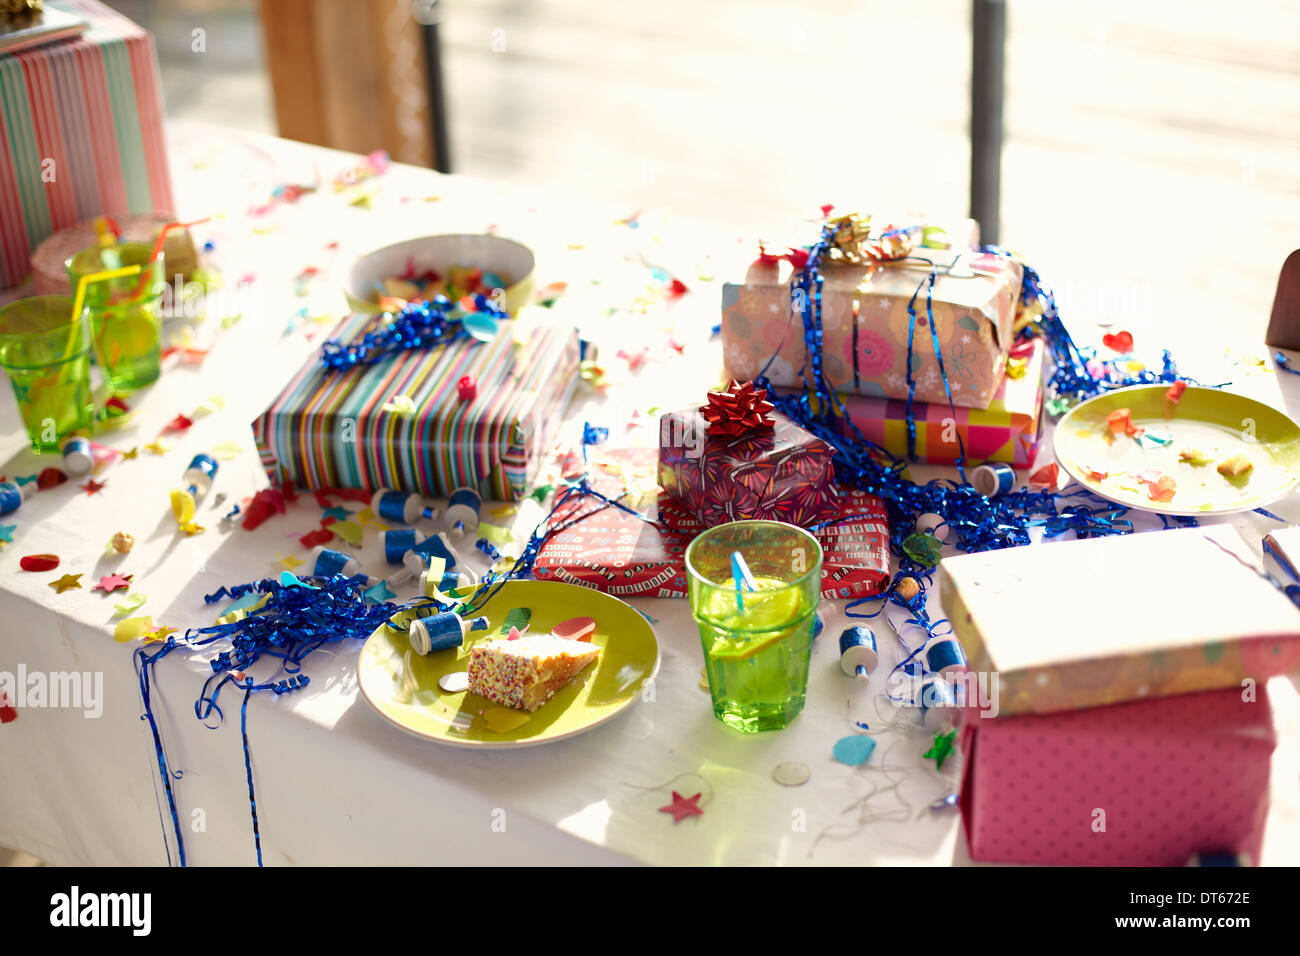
[319,294,507,371]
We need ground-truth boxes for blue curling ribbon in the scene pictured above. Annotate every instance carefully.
[1274,352,1300,376]
[582,422,609,446]
[319,294,507,371]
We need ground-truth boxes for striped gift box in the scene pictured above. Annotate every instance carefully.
[0,0,174,288]
[252,316,581,500]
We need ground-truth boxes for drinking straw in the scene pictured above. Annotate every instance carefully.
[132,217,212,298]
[71,265,143,325]
[731,551,757,612]
[92,216,122,271]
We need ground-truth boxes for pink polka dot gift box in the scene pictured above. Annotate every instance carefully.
[958,684,1274,866]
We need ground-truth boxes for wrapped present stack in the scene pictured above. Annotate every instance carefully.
[252,311,580,500]
[941,525,1300,866]
[721,214,1043,467]
[0,0,175,288]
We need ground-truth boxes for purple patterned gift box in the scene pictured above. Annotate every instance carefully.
[658,389,839,529]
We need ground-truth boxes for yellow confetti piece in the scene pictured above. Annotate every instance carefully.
[356,506,384,527]
[1006,357,1027,380]
[113,593,147,617]
[482,707,531,733]
[331,520,364,546]
[145,625,177,643]
[210,441,243,461]
[477,522,513,546]
[216,593,269,625]
[145,440,169,455]
[276,552,303,572]
[421,556,448,597]
[382,395,417,416]
[484,503,518,521]
[193,395,227,417]
[310,312,338,325]
[120,447,138,459]
[114,616,154,642]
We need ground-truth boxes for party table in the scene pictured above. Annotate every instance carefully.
[1,122,1298,866]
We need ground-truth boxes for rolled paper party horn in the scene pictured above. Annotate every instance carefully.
[411,529,457,566]
[443,486,482,540]
[915,512,950,543]
[408,611,489,656]
[371,488,440,525]
[839,625,879,678]
[379,528,422,566]
[171,453,219,532]
[924,638,967,675]
[306,545,378,585]
[970,462,1015,498]
[0,479,34,516]
[919,673,957,730]
[420,565,478,596]
[61,435,93,476]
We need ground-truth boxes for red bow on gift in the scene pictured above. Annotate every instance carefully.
[700,381,776,439]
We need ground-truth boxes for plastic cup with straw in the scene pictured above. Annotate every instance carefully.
[132,217,211,300]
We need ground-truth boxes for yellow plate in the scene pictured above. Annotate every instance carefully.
[1053,385,1300,516]
[356,580,660,749]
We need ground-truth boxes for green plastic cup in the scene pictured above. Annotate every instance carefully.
[686,520,823,733]
[0,296,95,453]
[67,242,164,391]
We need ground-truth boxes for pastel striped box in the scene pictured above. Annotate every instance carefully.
[252,316,580,500]
[0,0,174,288]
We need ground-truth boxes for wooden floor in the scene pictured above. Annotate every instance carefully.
[114,0,1298,343]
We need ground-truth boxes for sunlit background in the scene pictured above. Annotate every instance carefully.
[106,0,1299,341]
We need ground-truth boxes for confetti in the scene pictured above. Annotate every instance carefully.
[1135,430,1174,448]
[0,524,14,544]
[1166,380,1188,405]
[144,441,168,456]
[210,441,243,461]
[551,617,596,642]
[114,616,155,643]
[477,522,513,546]
[19,554,59,572]
[1029,463,1060,487]
[275,552,303,572]
[93,573,133,594]
[658,791,704,823]
[48,573,82,593]
[299,528,334,549]
[330,520,364,546]
[832,735,877,766]
[36,468,67,490]
[80,478,106,495]
[113,593,147,617]
[1101,330,1134,353]
[146,625,177,642]
[321,506,351,521]
[1005,356,1027,379]
[163,413,194,434]
[364,580,395,604]
[923,730,957,770]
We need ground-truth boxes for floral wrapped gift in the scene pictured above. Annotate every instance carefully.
[720,216,1021,410]
[657,381,839,528]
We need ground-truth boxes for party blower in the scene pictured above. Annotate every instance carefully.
[170,453,218,534]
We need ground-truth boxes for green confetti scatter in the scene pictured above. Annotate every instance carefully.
[902,531,944,568]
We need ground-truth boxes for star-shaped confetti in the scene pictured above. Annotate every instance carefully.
[0,524,14,544]
[80,478,106,495]
[321,506,351,522]
[93,573,133,594]
[275,552,303,572]
[120,447,138,460]
[658,791,704,823]
[923,729,957,770]
[48,573,82,593]
[144,441,169,456]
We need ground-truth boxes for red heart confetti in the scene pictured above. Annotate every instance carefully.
[1102,331,1134,353]
[36,468,67,490]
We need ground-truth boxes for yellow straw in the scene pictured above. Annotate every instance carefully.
[71,265,142,324]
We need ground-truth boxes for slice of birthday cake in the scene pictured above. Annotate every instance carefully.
[467,633,601,712]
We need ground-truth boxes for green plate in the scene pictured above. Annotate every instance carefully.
[356,580,660,749]
[1054,385,1300,516]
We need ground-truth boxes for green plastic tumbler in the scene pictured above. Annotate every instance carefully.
[0,296,95,453]
[67,241,164,391]
[686,520,823,733]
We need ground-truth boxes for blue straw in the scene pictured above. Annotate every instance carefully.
[731,552,757,611]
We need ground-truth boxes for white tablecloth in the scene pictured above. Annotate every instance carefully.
[1,122,1298,866]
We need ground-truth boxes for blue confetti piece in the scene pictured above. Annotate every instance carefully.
[832,735,876,766]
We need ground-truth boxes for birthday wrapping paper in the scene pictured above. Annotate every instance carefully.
[828,336,1045,466]
[0,0,175,288]
[959,685,1274,866]
[720,249,1021,410]
[252,316,580,499]
[940,524,1300,717]
[657,407,839,528]
[532,448,891,599]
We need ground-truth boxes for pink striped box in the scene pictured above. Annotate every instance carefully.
[251,314,580,500]
[0,0,174,288]
[959,686,1275,866]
